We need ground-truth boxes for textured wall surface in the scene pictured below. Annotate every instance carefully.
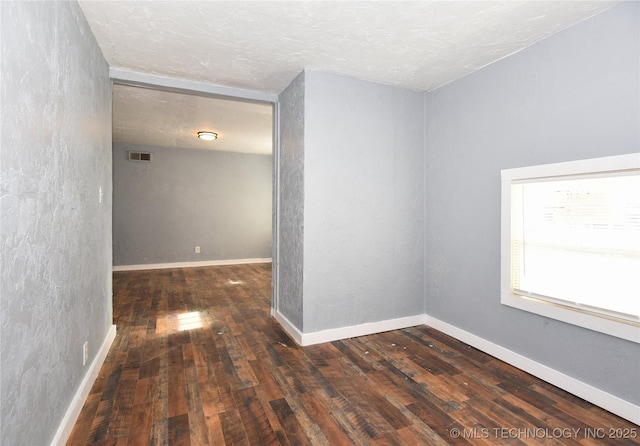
[113,143,272,265]
[303,71,425,332]
[424,2,639,405]
[277,72,305,329]
[0,2,113,444]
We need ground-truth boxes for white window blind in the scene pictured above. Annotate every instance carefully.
[510,171,640,322]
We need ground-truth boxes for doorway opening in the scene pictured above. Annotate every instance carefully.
[110,79,279,315]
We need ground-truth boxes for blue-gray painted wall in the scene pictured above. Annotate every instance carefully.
[303,71,425,332]
[423,2,639,405]
[112,143,272,266]
[0,2,113,444]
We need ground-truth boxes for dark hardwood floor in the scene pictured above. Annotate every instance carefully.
[67,263,638,445]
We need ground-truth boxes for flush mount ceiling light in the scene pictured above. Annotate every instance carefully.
[197,131,217,141]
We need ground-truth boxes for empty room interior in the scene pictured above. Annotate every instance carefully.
[1,1,639,445]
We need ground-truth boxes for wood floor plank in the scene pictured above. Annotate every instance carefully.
[132,377,149,406]
[270,397,315,446]
[87,399,114,444]
[219,409,250,445]
[184,366,210,446]
[326,357,408,435]
[235,386,281,445]
[126,403,153,445]
[383,393,450,445]
[150,352,169,446]
[67,264,640,446]
[167,413,191,446]
[204,414,226,446]
[406,398,471,445]
[168,345,188,418]
[298,391,352,446]
[247,358,285,402]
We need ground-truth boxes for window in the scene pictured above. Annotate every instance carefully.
[501,154,640,343]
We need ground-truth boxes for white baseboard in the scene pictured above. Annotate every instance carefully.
[51,324,117,446]
[302,314,425,346]
[274,312,424,347]
[113,258,272,272]
[421,315,640,425]
[274,310,304,345]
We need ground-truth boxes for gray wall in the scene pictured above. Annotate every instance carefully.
[303,71,425,333]
[113,143,272,266]
[277,71,425,334]
[424,2,639,405]
[0,2,113,445]
[277,72,306,329]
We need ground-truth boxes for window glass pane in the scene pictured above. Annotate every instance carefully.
[511,172,640,321]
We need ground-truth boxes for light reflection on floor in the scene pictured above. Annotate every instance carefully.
[177,311,203,331]
[156,276,245,334]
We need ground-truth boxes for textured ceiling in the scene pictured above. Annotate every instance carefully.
[112,85,273,154]
[80,1,616,93]
[78,1,617,154]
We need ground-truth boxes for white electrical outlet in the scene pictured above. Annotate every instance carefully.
[99,186,104,204]
[83,341,88,366]
[195,246,200,254]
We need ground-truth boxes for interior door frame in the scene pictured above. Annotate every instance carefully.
[109,68,281,315]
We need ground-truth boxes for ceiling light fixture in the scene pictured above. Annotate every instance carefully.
[197,131,217,141]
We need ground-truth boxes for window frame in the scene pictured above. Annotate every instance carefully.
[500,153,640,343]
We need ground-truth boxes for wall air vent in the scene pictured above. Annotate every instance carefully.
[128,151,152,162]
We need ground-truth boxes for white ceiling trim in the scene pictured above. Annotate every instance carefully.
[109,68,278,103]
